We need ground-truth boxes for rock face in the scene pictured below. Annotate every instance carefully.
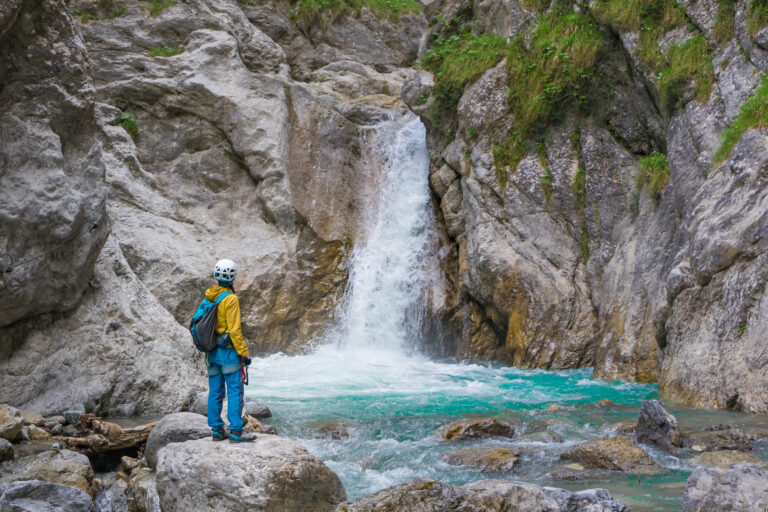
[336,478,629,511]
[440,418,516,441]
[144,412,211,469]
[682,463,768,511]
[560,436,665,475]
[636,399,683,451]
[156,436,346,512]
[0,480,96,512]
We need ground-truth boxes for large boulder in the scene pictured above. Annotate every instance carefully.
[682,463,768,511]
[440,447,519,473]
[335,478,629,511]
[560,436,665,475]
[188,392,272,419]
[440,418,516,441]
[144,412,210,469]
[0,449,94,495]
[0,480,96,512]
[156,436,345,512]
[636,400,683,451]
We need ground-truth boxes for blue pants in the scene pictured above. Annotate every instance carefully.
[207,347,244,432]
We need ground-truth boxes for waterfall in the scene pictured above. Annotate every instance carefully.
[329,113,438,353]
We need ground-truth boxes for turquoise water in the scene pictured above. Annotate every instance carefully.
[243,346,768,511]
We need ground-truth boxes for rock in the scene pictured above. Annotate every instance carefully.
[20,425,51,442]
[0,448,94,495]
[17,409,44,427]
[518,430,564,444]
[636,399,683,451]
[144,413,211,470]
[545,403,562,412]
[126,467,158,512]
[542,463,595,481]
[682,463,768,511]
[0,438,13,462]
[607,422,636,436]
[560,436,666,475]
[440,447,519,473]
[307,420,352,440]
[336,478,629,511]
[243,415,278,435]
[440,418,516,441]
[592,399,615,408]
[51,424,63,436]
[692,450,763,469]
[683,427,753,452]
[121,456,141,473]
[0,480,96,512]
[0,415,22,442]
[156,437,345,511]
[188,392,272,419]
[63,406,86,426]
[44,416,67,428]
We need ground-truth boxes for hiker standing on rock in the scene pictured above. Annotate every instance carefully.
[201,259,254,443]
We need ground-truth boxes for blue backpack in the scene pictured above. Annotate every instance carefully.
[189,291,231,352]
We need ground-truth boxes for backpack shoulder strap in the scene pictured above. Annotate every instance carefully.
[214,291,232,305]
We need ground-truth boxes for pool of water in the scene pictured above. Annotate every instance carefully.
[245,346,768,511]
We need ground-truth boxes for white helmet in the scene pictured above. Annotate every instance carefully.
[213,259,237,282]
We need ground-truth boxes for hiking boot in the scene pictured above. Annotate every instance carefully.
[212,429,229,442]
[229,430,256,443]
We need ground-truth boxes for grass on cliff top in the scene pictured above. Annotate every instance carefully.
[291,0,420,27]
[748,0,768,35]
[494,9,604,170]
[715,73,768,163]
[636,152,669,198]
[147,45,182,57]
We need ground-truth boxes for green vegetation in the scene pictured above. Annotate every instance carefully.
[110,6,127,18]
[494,9,604,170]
[421,31,507,127]
[468,127,479,139]
[496,166,509,188]
[147,45,182,57]
[593,0,714,111]
[536,143,554,203]
[714,0,735,42]
[72,10,96,22]
[715,73,768,163]
[579,224,590,260]
[147,0,176,17]
[636,152,669,198]
[291,0,420,27]
[738,322,747,334]
[120,113,139,138]
[99,0,113,7]
[747,0,768,35]
[571,167,586,208]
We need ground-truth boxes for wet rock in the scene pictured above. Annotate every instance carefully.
[692,450,763,469]
[0,449,94,495]
[636,400,683,451]
[607,422,636,436]
[20,425,51,442]
[440,418,516,441]
[335,478,629,511]
[519,430,564,444]
[545,404,562,412]
[682,463,768,511]
[0,439,13,462]
[542,463,595,482]
[156,437,345,512]
[0,480,96,512]
[243,414,278,435]
[126,467,158,512]
[187,392,271,419]
[683,427,752,452]
[440,447,520,473]
[144,412,210,470]
[0,415,22,443]
[560,436,666,475]
[63,406,86,426]
[592,399,615,408]
[307,420,353,440]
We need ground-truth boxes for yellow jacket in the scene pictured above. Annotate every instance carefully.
[205,285,249,357]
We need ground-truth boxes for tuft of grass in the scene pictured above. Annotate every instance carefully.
[147,45,182,57]
[147,0,176,17]
[421,32,508,128]
[636,152,669,198]
[738,322,747,334]
[293,0,419,27]
[120,113,139,138]
[494,9,604,170]
[571,167,586,208]
[748,0,768,35]
[714,0,736,42]
[579,224,590,260]
[496,167,509,188]
[110,6,127,17]
[657,35,714,111]
[72,10,96,22]
[715,73,768,163]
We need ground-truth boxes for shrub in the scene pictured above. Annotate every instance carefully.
[636,152,669,198]
[147,0,176,17]
[120,113,139,138]
[147,45,182,57]
[715,72,768,163]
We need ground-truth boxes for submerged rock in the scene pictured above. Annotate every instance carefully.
[692,450,763,469]
[335,478,629,511]
[682,463,768,511]
[636,400,683,451]
[440,447,520,473]
[0,480,96,512]
[560,436,665,475]
[440,418,516,441]
[683,427,753,452]
[156,436,345,512]
[144,412,210,470]
[0,449,94,495]
[307,420,353,440]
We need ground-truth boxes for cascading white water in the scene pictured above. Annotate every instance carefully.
[332,114,435,352]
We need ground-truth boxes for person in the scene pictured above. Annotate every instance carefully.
[205,258,254,443]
